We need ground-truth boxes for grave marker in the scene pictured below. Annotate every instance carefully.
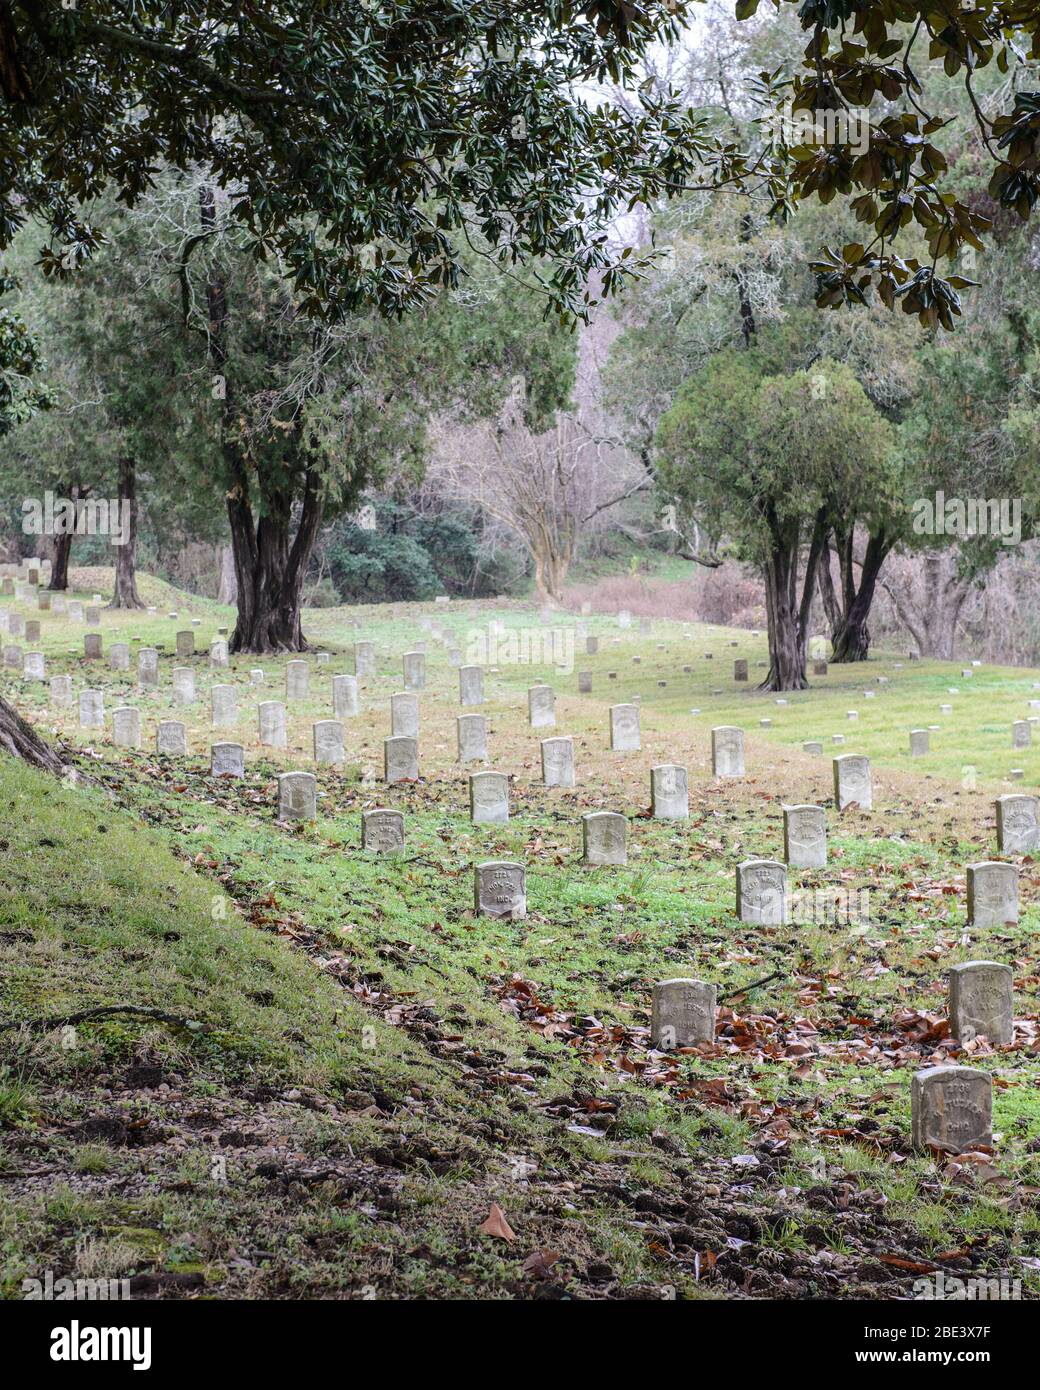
[651,979,715,1049]
[474,861,526,918]
[581,811,627,865]
[469,770,510,824]
[911,1066,992,1153]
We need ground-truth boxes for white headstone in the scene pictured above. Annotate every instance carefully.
[651,764,688,819]
[211,741,245,777]
[581,811,627,865]
[469,770,509,824]
[258,701,288,749]
[736,859,787,924]
[312,719,345,766]
[712,725,744,777]
[474,861,526,918]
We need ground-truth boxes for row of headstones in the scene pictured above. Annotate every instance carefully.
[265,762,1022,925]
[650,975,1003,1153]
[1,598,100,624]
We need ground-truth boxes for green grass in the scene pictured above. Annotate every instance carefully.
[1,578,1039,1300]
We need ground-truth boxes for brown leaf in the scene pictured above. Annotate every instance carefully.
[478,1202,515,1242]
[522,1249,560,1279]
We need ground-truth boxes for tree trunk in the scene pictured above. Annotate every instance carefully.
[879,550,972,659]
[830,530,891,662]
[227,470,324,654]
[217,544,237,604]
[49,531,73,591]
[532,546,570,606]
[760,510,827,691]
[817,534,842,640]
[761,545,809,691]
[0,696,65,772]
[109,455,145,609]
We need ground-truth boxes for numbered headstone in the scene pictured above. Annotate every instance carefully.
[1012,719,1031,749]
[457,713,488,763]
[176,630,195,658]
[258,701,288,750]
[651,764,688,819]
[833,754,872,811]
[782,804,827,869]
[79,688,104,728]
[22,651,45,682]
[402,651,426,690]
[384,735,418,783]
[528,684,555,729]
[112,706,141,749]
[138,647,159,688]
[211,742,245,778]
[354,640,375,676]
[277,771,317,821]
[736,859,787,924]
[332,674,359,718]
[459,665,484,706]
[209,639,229,668]
[995,794,1039,853]
[172,667,196,706]
[610,702,640,752]
[50,675,72,707]
[109,642,130,672]
[473,861,526,918]
[286,660,309,701]
[312,719,344,766]
[734,658,748,681]
[911,1065,992,1153]
[966,861,1019,926]
[157,720,188,755]
[391,691,419,738]
[651,979,716,1049]
[540,736,575,788]
[210,684,237,728]
[362,808,405,853]
[909,729,929,756]
[948,962,1013,1046]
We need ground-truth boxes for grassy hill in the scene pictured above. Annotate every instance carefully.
[1,585,1039,1299]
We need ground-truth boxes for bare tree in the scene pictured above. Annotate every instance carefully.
[430,312,648,605]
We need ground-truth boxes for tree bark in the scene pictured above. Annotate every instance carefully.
[108,455,145,609]
[816,534,842,639]
[217,544,237,604]
[49,531,73,591]
[226,468,324,653]
[760,510,827,691]
[0,696,65,772]
[830,529,892,662]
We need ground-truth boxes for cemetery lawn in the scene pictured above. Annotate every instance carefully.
[1,581,1039,1300]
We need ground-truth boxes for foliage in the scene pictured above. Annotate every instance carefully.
[0,1,724,321]
[656,349,895,563]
